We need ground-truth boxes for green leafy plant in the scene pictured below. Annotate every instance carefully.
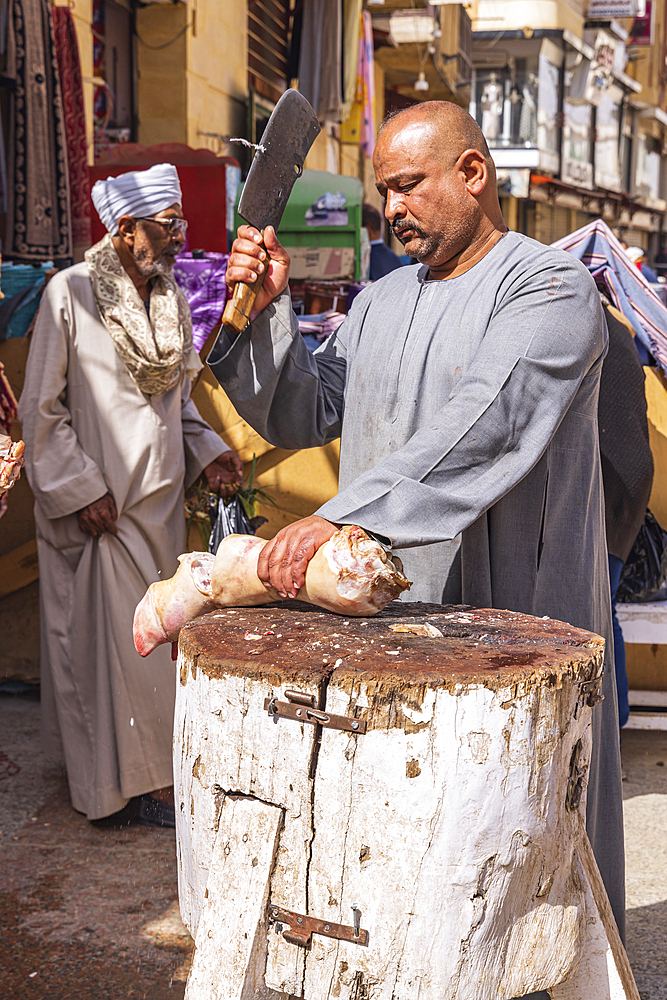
[236,453,278,521]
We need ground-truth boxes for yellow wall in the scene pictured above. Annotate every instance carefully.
[185,0,247,149]
[136,3,188,145]
[624,368,667,691]
[190,367,340,542]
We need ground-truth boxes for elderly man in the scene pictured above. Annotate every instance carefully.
[19,163,242,824]
[209,101,624,967]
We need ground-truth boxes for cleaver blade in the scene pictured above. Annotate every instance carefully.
[238,89,321,232]
[221,89,320,334]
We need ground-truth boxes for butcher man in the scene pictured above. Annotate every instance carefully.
[19,163,242,825]
[208,101,624,964]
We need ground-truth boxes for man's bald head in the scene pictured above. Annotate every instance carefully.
[379,101,491,165]
[372,100,506,274]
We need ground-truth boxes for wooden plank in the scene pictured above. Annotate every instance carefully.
[551,829,640,1000]
[175,640,319,993]
[625,712,667,730]
[629,689,667,707]
[184,796,282,1000]
[0,538,38,599]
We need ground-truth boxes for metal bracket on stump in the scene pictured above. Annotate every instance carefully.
[264,689,367,734]
[268,903,369,948]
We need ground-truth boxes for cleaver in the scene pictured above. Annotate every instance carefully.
[222,89,320,334]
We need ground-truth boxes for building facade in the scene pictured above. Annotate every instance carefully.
[469,0,667,251]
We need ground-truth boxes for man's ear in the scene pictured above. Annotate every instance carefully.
[460,150,488,197]
[117,215,136,246]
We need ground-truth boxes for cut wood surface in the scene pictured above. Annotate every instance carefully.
[175,602,635,1000]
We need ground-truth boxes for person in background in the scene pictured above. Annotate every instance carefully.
[598,299,654,728]
[19,163,242,827]
[625,246,659,283]
[362,202,403,280]
[655,242,667,270]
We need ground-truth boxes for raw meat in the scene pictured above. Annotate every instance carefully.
[133,525,410,656]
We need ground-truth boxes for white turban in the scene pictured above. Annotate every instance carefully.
[91,163,183,236]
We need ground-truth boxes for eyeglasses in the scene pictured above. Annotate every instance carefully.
[134,216,189,236]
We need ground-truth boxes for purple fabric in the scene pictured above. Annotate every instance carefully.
[173,252,229,352]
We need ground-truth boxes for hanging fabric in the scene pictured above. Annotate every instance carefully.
[51,4,92,257]
[342,0,362,118]
[340,10,375,155]
[5,0,72,260]
[297,0,342,124]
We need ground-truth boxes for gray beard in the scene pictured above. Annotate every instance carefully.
[133,248,177,277]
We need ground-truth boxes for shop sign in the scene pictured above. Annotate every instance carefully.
[588,0,645,17]
[562,102,594,189]
[595,91,622,191]
[628,0,654,45]
[585,30,617,106]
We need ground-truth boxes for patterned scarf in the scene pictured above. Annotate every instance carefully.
[85,235,202,396]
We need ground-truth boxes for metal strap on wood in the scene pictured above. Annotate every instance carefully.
[264,689,367,734]
[268,903,369,948]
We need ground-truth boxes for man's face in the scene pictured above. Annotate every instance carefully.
[132,203,186,277]
[373,122,480,266]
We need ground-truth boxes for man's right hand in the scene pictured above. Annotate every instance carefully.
[225,225,290,319]
[77,493,118,537]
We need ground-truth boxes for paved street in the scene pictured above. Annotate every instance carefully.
[0,691,192,999]
[2,689,667,998]
[624,728,667,999]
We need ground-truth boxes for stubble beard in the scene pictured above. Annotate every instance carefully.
[391,211,481,266]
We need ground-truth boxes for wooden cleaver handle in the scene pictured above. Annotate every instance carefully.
[222,260,267,335]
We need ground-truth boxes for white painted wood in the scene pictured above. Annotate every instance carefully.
[551,825,640,1000]
[184,796,282,1000]
[302,667,593,1000]
[625,711,667,730]
[629,689,667,707]
[175,608,639,1000]
[615,602,667,644]
[175,611,317,989]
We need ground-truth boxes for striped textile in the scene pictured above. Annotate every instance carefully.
[552,218,667,375]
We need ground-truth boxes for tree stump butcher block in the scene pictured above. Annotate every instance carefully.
[174,602,638,1000]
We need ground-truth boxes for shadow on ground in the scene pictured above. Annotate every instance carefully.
[0,691,190,999]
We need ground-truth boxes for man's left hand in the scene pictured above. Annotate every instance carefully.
[204,451,243,498]
[258,515,338,598]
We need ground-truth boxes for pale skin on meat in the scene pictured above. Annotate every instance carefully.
[225,101,508,599]
[132,525,411,657]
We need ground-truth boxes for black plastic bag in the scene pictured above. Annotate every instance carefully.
[208,495,255,554]
[617,510,667,603]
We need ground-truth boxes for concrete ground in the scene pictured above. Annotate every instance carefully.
[623,727,667,999]
[2,690,667,999]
